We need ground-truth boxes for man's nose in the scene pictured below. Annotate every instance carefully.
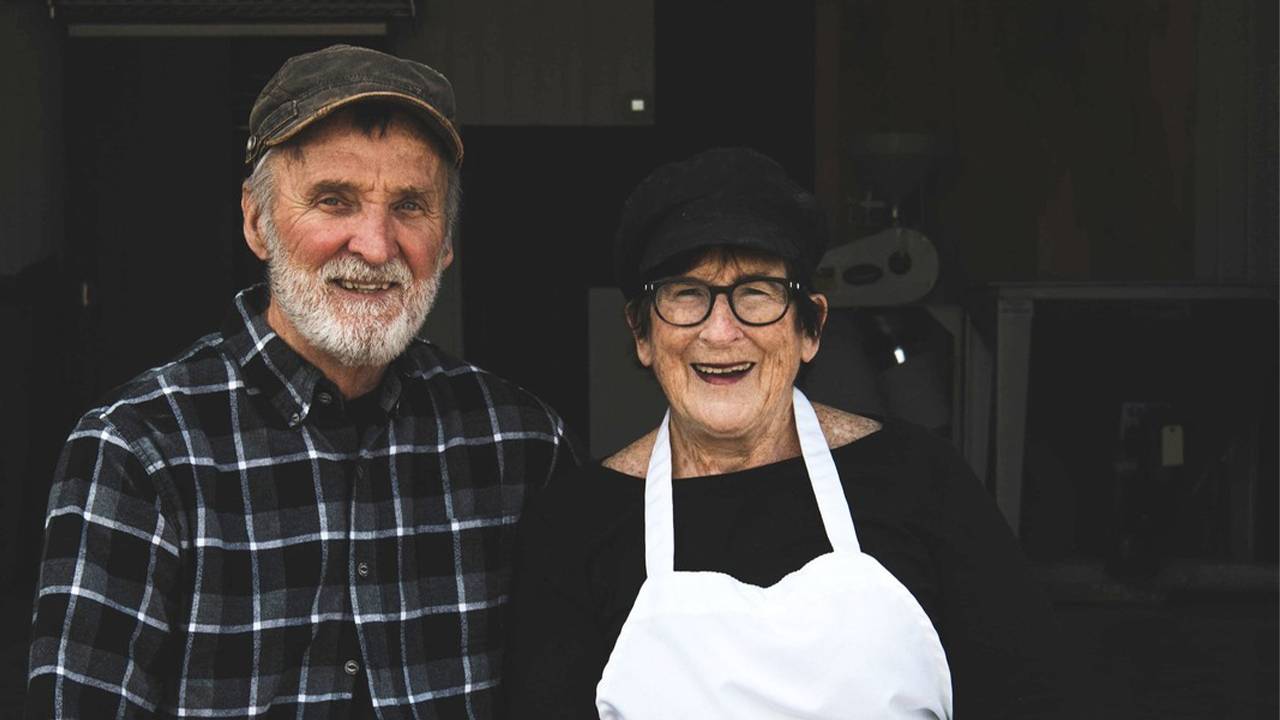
[698,293,744,343]
[346,207,397,265]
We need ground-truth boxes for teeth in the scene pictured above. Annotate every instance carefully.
[336,280,393,292]
[693,362,753,375]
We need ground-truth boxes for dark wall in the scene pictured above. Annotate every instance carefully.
[832,0,1278,287]
[0,5,71,709]
[459,0,816,437]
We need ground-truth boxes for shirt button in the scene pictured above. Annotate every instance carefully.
[344,659,360,675]
[317,391,333,405]
[357,562,370,578]
[354,466,365,481]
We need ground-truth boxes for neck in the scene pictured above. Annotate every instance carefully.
[667,406,801,478]
[265,301,388,399]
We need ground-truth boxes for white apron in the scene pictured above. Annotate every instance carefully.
[596,388,953,719]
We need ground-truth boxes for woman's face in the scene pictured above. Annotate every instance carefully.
[634,252,826,444]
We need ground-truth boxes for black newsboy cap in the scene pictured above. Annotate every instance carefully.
[613,147,827,299]
[246,44,463,168]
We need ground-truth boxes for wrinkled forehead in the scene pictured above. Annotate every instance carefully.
[275,104,447,170]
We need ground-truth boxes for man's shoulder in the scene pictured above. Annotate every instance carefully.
[403,340,553,412]
[401,339,578,450]
[79,330,236,435]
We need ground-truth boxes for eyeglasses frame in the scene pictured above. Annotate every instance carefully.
[641,275,805,327]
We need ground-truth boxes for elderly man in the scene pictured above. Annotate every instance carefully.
[27,45,578,719]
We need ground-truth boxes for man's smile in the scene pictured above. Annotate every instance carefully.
[331,278,398,293]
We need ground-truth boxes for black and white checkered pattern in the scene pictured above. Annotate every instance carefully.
[28,285,579,719]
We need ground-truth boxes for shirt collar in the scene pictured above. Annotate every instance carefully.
[220,284,410,426]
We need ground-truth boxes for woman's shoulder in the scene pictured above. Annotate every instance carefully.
[813,403,882,449]
[814,404,965,462]
[825,411,985,504]
[601,428,658,479]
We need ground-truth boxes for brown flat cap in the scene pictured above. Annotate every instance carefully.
[246,44,463,168]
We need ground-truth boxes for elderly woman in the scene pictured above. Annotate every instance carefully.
[506,149,1067,718]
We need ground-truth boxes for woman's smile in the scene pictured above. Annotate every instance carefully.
[690,361,755,384]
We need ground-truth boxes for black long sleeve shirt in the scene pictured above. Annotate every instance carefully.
[506,418,1071,718]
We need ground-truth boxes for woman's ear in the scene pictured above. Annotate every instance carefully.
[812,292,829,336]
[634,335,654,369]
[801,293,829,363]
[625,302,654,368]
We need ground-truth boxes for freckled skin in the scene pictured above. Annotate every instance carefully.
[240,114,452,397]
[630,255,833,478]
[259,118,450,279]
[605,404,882,479]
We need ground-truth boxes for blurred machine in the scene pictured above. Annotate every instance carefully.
[802,133,959,437]
[813,133,943,308]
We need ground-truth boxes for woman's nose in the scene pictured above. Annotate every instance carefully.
[698,294,744,343]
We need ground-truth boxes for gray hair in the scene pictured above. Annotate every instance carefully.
[244,143,463,250]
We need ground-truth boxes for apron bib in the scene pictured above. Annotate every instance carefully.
[595,388,953,719]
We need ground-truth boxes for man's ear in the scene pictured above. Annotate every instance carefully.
[242,183,270,261]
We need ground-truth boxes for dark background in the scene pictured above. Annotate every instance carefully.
[1,0,1277,717]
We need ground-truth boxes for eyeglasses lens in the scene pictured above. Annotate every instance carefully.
[732,280,789,324]
[655,281,711,325]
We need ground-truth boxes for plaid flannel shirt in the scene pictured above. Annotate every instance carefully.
[28,285,579,719]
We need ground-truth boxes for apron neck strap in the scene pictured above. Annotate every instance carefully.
[792,387,861,555]
[643,388,861,577]
[643,415,675,577]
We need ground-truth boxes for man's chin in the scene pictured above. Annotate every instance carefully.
[326,305,405,332]
[319,319,421,367]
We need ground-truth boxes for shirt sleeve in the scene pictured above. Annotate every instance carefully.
[27,412,183,719]
[922,444,1076,719]
[503,476,607,720]
[535,397,588,492]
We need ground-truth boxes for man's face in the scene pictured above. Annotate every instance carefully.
[245,112,453,369]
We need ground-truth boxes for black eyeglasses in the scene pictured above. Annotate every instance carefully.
[642,276,803,327]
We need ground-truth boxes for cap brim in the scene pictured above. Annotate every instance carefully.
[261,90,464,167]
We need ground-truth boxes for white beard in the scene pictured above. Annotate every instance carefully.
[262,217,444,368]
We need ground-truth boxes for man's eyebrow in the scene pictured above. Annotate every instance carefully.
[306,179,360,196]
[390,184,435,198]
[305,180,435,199]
